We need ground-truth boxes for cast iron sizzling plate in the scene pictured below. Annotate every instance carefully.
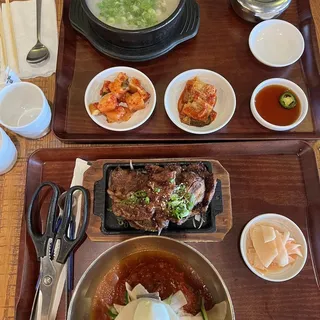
[93,161,223,235]
[69,0,200,62]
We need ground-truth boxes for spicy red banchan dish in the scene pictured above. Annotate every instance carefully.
[89,72,150,123]
[178,77,218,127]
[91,251,226,320]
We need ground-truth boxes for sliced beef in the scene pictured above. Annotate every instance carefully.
[184,163,210,179]
[184,163,217,212]
[107,163,217,232]
[108,167,148,197]
[112,202,155,220]
[201,174,217,211]
[129,220,158,232]
[180,171,205,205]
[146,165,177,199]
[129,217,169,232]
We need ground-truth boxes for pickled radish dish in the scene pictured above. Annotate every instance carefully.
[86,0,180,30]
[247,223,303,275]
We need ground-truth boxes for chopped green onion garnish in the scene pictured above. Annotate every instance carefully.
[200,298,209,320]
[135,190,147,197]
[167,183,195,219]
[106,306,118,320]
[97,0,159,29]
[121,190,150,206]
[125,291,130,305]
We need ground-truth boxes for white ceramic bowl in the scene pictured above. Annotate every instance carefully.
[251,78,308,131]
[85,67,156,132]
[164,69,236,134]
[249,20,305,67]
[240,213,307,282]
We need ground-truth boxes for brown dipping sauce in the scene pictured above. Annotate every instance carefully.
[255,85,301,126]
[91,251,214,320]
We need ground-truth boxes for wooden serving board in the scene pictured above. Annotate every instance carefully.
[53,0,320,142]
[84,158,232,242]
[15,141,320,319]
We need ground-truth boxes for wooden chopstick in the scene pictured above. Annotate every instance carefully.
[0,8,8,70]
[5,0,19,73]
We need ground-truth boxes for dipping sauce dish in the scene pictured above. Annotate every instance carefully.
[251,78,308,131]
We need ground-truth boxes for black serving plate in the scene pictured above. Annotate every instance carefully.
[69,0,200,62]
[93,161,223,235]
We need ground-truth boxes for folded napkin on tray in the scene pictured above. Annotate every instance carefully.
[1,0,58,79]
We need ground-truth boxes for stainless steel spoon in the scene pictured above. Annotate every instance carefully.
[26,0,50,64]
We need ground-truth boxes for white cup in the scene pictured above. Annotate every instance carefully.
[0,82,51,139]
[0,127,17,175]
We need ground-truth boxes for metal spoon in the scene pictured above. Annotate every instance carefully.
[26,0,50,64]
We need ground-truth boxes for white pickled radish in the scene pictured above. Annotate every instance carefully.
[261,225,276,243]
[286,242,301,253]
[114,303,125,314]
[288,256,295,264]
[253,254,266,270]
[248,224,304,272]
[115,300,140,320]
[274,230,289,267]
[282,230,290,245]
[125,282,149,300]
[247,248,255,265]
[289,247,303,257]
[206,301,228,320]
[170,290,188,312]
[251,225,278,268]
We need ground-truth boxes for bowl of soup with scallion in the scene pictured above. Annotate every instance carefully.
[80,0,186,48]
[86,0,180,30]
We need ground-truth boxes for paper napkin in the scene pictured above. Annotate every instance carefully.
[1,0,58,79]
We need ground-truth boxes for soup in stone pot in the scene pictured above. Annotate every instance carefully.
[86,0,180,30]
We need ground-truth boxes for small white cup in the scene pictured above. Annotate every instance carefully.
[0,127,17,175]
[0,82,52,139]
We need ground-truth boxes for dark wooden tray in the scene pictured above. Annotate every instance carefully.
[53,0,320,142]
[16,141,320,319]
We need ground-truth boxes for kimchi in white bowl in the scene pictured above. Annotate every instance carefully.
[164,69,236,135]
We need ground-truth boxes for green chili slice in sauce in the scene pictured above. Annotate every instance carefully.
[279,92,297,109]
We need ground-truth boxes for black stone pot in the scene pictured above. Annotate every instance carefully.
[80,0,186,48]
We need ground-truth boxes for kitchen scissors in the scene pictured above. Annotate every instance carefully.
[26,182,89,320]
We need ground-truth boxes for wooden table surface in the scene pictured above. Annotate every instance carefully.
[0,1,320,319]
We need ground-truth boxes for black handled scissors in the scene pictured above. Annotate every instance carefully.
[26,182,89,320]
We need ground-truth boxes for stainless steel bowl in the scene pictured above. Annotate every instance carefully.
[68,236,235,319]
[230,0,292,23]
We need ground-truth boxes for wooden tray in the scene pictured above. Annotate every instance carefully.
[84,158,232,242]
[16,141,320,319]
[53,0,320,142]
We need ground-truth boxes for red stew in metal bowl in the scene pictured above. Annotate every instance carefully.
[91,251,214,319]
